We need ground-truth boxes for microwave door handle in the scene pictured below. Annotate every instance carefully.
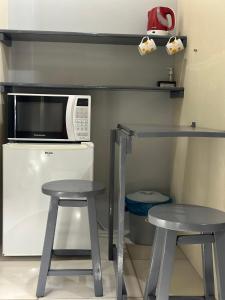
[66,95,77,140]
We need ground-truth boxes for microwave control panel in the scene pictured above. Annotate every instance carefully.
[74,97,90,141]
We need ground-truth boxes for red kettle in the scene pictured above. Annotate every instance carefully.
[147,7,175,36]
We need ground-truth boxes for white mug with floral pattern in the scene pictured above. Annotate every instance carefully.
[166,36,184,55]
[138,36,157,56]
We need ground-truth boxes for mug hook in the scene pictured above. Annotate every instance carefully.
[141,36,149,43]
[168,36,177,43]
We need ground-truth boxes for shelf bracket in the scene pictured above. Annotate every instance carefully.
[0,33,12,47]
[0,85,6,93]
[0,84,13,93]
[170,89,184,98]
[116,129,132,154]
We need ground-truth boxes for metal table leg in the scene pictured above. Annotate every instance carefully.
[108,129,116,261]
[116,132,127,300]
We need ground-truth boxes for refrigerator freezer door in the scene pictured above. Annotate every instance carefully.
[3,143,94,256]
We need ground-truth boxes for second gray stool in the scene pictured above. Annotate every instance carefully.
[36,180,104,298]
[144,204,225,300]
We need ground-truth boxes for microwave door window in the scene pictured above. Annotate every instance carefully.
[16,96,68,139]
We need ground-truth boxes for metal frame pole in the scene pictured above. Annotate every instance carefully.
[108,129,117,260]
[116,131,127,300]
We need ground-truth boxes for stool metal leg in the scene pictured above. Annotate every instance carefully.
[213,231,225,300]
[36,197,59,297]
[87,196,103,297]
[144,227,166,300]
[156,229,177,300]
[201,242,215,300]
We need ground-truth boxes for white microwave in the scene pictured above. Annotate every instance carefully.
[7,93,91,142]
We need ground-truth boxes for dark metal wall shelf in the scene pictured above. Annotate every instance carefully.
[0,30,186,98]
[0,82,184,98]
[0,29,187,47]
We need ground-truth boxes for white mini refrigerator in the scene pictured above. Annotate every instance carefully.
[3,142,94,256]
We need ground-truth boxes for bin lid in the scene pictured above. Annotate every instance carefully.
[126,191,170,204]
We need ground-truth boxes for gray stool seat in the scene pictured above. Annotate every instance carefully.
[148,204,225,233]
[36,180,104,298]
[144,204,225,300]
[42,180,105,198]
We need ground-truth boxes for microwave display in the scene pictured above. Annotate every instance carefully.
[7,93,91,142]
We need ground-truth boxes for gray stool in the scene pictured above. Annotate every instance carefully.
[36,180,104,298]
[144,204,225,300]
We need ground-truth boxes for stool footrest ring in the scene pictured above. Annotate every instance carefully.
[48,269,93,276]
[177,234,215,245]
[52,249,91,257]
[59,200,87,207]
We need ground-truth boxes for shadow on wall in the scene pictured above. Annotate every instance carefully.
[171,137,225,276]
[172,138,225,210]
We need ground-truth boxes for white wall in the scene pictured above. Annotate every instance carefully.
[5,0,178,228]
[171,0,225,278]
[8,0,176,34]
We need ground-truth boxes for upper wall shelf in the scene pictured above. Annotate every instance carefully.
[0,29,187,47]
[0,82,184,98]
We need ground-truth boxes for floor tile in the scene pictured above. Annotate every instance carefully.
[127,244,185,260]
[0,258,140,299]
[43,259,141,299]
[0,260,38,299]
[132,259,203,296]
[123,259,142,298]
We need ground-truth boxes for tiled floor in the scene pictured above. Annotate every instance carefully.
[0,236,203,300]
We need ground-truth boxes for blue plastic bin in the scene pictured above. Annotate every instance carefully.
[126,191,172,245]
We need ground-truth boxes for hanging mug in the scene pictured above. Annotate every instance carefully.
[138,36,157,56]
[166,36,184,55]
